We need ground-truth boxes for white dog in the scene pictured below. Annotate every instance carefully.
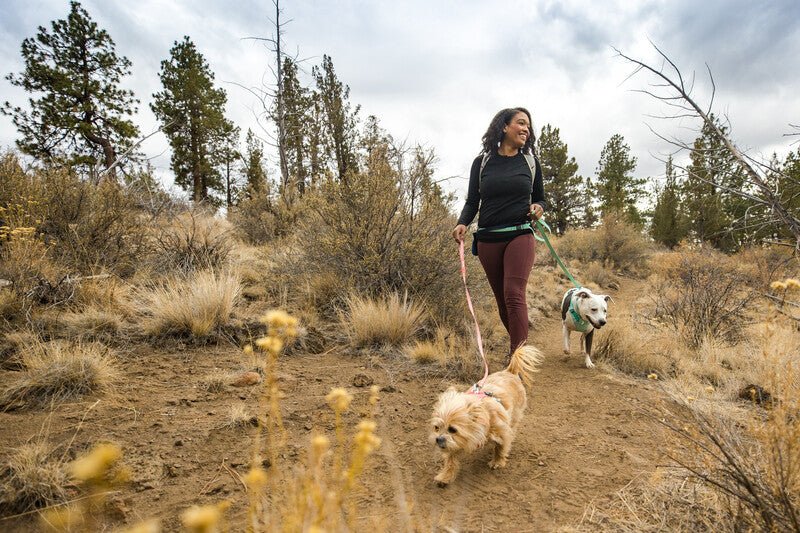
[561,287,611,368]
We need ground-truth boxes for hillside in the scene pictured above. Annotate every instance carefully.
[0,277,685,532]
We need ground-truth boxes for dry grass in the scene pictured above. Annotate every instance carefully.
[582,261,620,290]
[222,404,258,428]
[0,441,71,514]
[0,340,119,410]
[151,210,234,274]
[198,370,231,393]
[0,289,22,321]
[72,276,135,318]
[587,277,800,532]
[341,292,425,348]
[592,311,675,378]
[58,308,124,338]
[574,470,725,532]
[138,269,241,338]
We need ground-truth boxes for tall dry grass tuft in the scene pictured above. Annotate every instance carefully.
[0,340,119,410]
[72,276,135,318]
[138,269,241,338]
[592,308,675,378]
[574,470,726,532]
[151,210,234,274]
[341,292,426,348]
[0,442,71,514]
[236,310,391,531]
[58,308,124,339]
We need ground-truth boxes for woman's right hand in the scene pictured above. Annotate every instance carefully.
[452,224,467,243]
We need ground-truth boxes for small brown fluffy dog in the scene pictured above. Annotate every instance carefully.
[429,345,543,486]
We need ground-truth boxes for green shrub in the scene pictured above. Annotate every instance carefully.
[556,213,653,274]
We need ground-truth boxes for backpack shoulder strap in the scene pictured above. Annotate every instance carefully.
[478,152,491,186]
[523,153,536,177]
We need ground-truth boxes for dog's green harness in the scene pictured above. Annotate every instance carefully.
[566,288,590,333]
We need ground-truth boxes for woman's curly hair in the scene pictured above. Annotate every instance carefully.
[481,107,535,155]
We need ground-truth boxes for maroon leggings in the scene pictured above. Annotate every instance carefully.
[477,233,536,355]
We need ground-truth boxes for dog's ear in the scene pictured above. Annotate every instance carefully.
[603,295,613,303]
[576,289,592,299]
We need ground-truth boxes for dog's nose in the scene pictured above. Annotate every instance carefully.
[436,436,446,448]
[599,319,606,326]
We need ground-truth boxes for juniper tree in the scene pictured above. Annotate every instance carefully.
[151,36,233,203]
[595,134,645,226]
[2,1,139,180]
[536,124,586,234]
[312,55,360,183]
[650,156,687,248]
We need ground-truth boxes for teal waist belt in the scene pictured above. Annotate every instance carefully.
[471,222,533,255]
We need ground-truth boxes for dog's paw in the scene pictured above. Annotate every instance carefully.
[585,358,596,369]
[488,457,507,469]
[563,348,570,354]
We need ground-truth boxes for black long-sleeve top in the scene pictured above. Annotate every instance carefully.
[457,151,547,242]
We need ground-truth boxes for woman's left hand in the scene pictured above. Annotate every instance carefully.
[530,203,543,220]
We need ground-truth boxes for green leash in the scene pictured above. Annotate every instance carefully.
[533,219,582,289]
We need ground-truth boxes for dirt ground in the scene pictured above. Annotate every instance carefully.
[0,278,680,532]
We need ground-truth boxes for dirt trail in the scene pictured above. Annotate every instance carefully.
[0,280,677,532]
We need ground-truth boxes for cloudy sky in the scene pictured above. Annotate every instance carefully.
[1,0,799,203]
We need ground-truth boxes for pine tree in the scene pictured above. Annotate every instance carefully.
[770,148,800,242]
[151,36,233,203]
[215,122,241,209]
[650,156,687,248]
[242,129,269,197]
[278,57,312,198]
[2,1,139,180]
[536,124,585,234]
[683,117,734,249]
[312,55,360,183]
[595,134,645,225]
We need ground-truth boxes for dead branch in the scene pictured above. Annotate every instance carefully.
[615,42,800,248]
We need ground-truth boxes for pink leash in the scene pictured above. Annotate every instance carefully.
[458,239,490,388]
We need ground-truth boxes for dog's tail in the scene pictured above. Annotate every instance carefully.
[506,345,544,388]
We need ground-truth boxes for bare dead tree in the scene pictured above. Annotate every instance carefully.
[237,0,295,201]
[616,42,800,248]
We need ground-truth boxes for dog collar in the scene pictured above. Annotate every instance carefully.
[569,298,590,333]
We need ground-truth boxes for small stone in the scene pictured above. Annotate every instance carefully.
[174,439,183,447]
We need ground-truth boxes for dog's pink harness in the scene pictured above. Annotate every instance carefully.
[467,383,502,404]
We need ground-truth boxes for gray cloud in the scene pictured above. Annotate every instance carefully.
[0,0,797,200]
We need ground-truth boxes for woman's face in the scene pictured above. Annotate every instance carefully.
[502,112,531,149]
